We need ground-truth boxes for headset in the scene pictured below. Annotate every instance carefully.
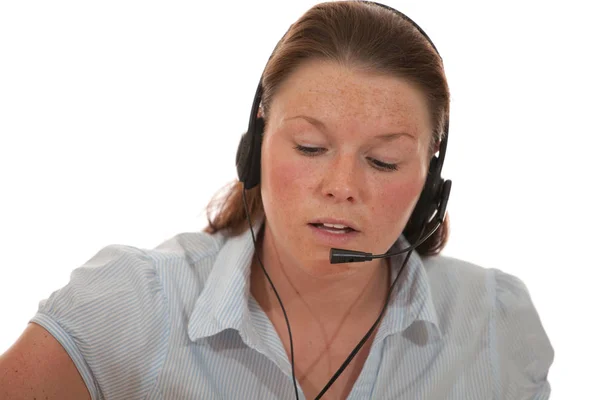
[235,2,451,398]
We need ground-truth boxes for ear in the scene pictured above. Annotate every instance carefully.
[433,140,441,155]
[428,140,441,161]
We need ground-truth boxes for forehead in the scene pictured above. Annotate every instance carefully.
[268,59,432,136]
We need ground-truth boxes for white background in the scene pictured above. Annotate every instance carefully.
[1,0,598,398]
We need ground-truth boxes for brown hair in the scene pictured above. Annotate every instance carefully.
[204,1,451,256]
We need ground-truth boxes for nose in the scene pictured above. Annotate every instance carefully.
[319,153,361,203]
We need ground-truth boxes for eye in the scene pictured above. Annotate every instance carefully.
[295,144,399,172]
[368,157,398,172]
[294,144,325,156]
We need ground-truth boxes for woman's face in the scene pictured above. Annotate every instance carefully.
[260,59,432,276]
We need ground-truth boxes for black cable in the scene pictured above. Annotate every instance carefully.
[313,223,427,399]
[242,189,300,400]
[243,187,432,399]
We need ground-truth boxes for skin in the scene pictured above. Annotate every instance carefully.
[250,59,433,398]
[0,323,90,399]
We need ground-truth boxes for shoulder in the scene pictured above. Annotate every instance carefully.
[31,230,226,399]
[420,253,550,333]
[420,254,554,397]
[420,253,543,310]
[31,243,170,399]
[37,229,228,322]
[149,230,225,266]
[419,254,494,310]
[143,230,227,303]
[420,253,551,323]
[36,242,167,322]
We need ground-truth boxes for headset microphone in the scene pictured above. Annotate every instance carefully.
[330,180,452,264]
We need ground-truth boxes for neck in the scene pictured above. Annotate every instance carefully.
[250,223,391,329]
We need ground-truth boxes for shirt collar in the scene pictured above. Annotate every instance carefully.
[187,217,441,345]
[187,216,263,345]
[376,235,441,342]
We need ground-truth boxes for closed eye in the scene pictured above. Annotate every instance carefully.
[368,158,398,171]
[294,145,398,172]
[294,145,325,156]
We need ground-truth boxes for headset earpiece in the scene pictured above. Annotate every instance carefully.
[404,155,445,238]
[236,116,264,190]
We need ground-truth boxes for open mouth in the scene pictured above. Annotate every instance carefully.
[309,222,356,234]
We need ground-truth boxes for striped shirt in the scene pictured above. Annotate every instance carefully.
[31,218,553,399]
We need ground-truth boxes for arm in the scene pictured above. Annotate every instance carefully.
[0,323,91,400]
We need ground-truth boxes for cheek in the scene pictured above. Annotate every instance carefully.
[269,159,301,192]
[370,175,425,229]
[261,144,307,207]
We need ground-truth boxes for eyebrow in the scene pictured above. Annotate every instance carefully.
[285,115,415,142]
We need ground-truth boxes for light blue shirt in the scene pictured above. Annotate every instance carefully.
[31,219,553,399]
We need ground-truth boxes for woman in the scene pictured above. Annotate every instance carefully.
[0,1,553,399]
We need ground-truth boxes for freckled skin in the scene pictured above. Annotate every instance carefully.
[259,59,432,278]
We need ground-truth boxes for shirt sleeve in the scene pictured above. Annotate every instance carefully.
[493,269,554,400]
[30,244,170,400]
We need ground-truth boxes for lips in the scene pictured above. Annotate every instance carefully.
[308,218,360,232]
[310,223,355,234]
[308,221,360,245]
